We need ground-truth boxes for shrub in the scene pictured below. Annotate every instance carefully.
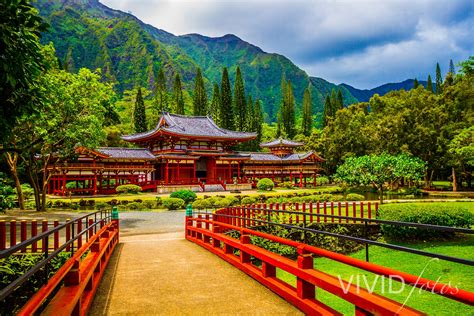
[192,198,212,210]
[378,203,474,240]
[241,196,257,205]
[79,199,87,207]
[133,199,143,203]
[213,197,237,208]
[142,200,156,209]
[345,193,365,201]
[278,181,294,189]
[155,196,163,207]
[115,184,142,194]
[329,195,344,202]
[316,176,330,186]
[170,189,197,203]
[20,183,34,200]
[108,199,119,206]
[225,196,239,206]
[95,202,109,210]
[127,202,144,210]
[162,197,185,210]
[257,178,274,191]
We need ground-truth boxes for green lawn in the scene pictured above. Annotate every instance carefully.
[276,235,474,315]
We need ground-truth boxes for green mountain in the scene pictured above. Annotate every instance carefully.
[34,0,421,122]
[340,79,428,102]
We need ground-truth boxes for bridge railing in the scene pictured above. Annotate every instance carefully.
[0,209,119,315]
[186,205,474,315]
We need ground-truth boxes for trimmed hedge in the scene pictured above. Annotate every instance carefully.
[378,203,474,240]
[170,189,197,203]
[316,176,330,186]
[192,198,213,210]
[345,193,365,201]
[257,178,274,191]
[116,184,142,194]
[162,198,185,210]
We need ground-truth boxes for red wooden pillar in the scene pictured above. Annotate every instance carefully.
[165,160,169,184]
[193,160,197,182]
[177,160,181,180]
[297,246,315,299]
[237,162,241,180]
[228,161,231,180]
[299,172,303,188]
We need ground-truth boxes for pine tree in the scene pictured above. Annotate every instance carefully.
[413,78,419,89]
[172,73,185,114]
[246,95,253,132]
[435,62,443,94]
[254,98,263,144]
[427,75,434,93]
[64,47,75,73]
[449,59,456,75]
[301,87,312,136]
[322,94,331,127]
[154,68,168,112]
[233,66,247,131]
[281,80,296,138]
[192,68,207,116]
[336,90,344,111]
[133,87,147,133]
[210,83,221,124]
[220,67,234,129]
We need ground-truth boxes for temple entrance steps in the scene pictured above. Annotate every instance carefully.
[203,184,225,192]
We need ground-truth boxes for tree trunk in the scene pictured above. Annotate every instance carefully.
[423,169,430,189]
[5,152,25,210]
[24,154,44,212]
[452,167,458,192]
[378,184,384,204]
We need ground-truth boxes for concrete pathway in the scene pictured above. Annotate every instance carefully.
[90,214,300,315]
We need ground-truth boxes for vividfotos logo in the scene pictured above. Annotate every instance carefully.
[337,258,460,311]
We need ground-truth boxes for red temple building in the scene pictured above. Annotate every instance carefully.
[47,113,324,195]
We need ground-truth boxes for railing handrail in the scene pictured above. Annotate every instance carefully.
[0,210,109,258]
[218,204,474,233]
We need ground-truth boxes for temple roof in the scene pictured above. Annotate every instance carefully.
[260,138,304,148]
[122,113,257,142]
[234,151,324,163]
[95,147,156,160]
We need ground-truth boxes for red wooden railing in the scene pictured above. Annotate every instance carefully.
[0,210,119,315]
[185,206,474,315]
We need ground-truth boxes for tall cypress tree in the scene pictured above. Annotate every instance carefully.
[172,73,185,114]
[449,59,456,74]
[301,87,312,136]
[192,68,207,116]
[336,90,344,111]
[220,67,234,129]
[281,80,296,138]
[435,62,443,94]
[210,83,221,123]
[154,68,168,112]
[246,95,253,131]
[330,89,338,117]
[427,75,434,93]
[133,87,147,133]
[413,78,419,89]
[254,98,263,144]
[233,66,247,131]
[323,94,331,127]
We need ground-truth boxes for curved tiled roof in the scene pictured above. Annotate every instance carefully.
[122,113,257,142]
[240,151,324,162]
[95,147,155,160]
[260,138,304,148]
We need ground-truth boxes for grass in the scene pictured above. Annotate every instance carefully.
[276,235,474,315]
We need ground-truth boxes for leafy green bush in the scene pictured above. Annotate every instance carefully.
[170,189,197,203]
[20,183,34,200]
[192,198,212,210]
[329,194,344,202]
[155,196,162,207]
[213,197,234,208]
[162,197,185,210]
[142,200,156,209]
[278,181,294,189]
[127,202,144,210]
[345,193,365,201]
[241,196,257,205]
[316,176,330,185]
[257,178,274,191]
[95,202,109,210]
[378,203,474,240]
[115,184,142,194]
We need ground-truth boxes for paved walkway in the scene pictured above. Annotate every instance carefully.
[90,214,300,315]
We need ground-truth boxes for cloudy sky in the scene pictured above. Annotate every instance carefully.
[102,0,473,88]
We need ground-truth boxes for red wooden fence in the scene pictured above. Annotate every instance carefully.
[185,208,474,315]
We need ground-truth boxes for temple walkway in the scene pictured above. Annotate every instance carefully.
[90,213,300,315]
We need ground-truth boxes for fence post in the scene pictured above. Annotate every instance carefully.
[375,202,379,217]
[309,202,313,223]
[240,234,251,264]
[345,202,349,223]
[9,221,16,248]
[295,203,300,224]
[42,220,48,253]
[337,202,342,223]
[54,220,59,250]
[330,202,334,223]
[323,202,327,223]
[360,202,365,223]
[0,220,5,251]
[368,202,372,220]
[77,219,83,249]
[297,246,315,299]
[316,203,320,223]
[352,203,356,223]
[65,220,71,252]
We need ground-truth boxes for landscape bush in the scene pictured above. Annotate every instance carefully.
[162,197,185,210]
[378,203,474,240]
[115,184,142,194]
[345,193,365,201]
[170,189,197,204]
[192,198,212,210]
[316,176,330,186]
[127,202,144,210]
[241,196,257,205]
[155,196,162,207]
[95,202,109,210]
[257,178,274,191]
[142,200,156,209]
[20,183,34,200]
[278,181,294,189]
